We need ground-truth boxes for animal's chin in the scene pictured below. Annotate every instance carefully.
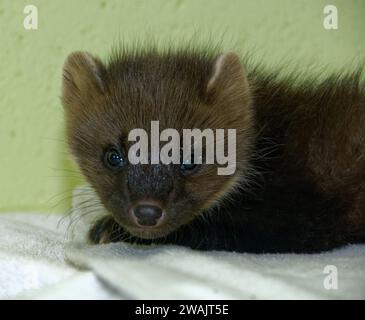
[124,225,175,240]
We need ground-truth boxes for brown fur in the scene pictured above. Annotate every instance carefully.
[61,45,365,253]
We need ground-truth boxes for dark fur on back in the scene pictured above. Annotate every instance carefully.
[62,44,365,253]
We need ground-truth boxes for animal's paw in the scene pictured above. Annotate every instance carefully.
[88,216,123,244]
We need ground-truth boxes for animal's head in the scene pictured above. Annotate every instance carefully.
[61,47,253,239]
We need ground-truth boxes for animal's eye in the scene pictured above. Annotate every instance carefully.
[180,159,197,171]
[104,148,125,170]
[180,149,200,172]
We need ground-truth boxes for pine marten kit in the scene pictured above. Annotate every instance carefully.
[61,45,365,253]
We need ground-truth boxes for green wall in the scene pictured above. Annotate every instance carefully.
[0,0,364,212]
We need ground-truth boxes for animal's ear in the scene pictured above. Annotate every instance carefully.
[61,51,106,108]
[205,53,250,107]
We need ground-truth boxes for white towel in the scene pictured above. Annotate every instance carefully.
[0,213,76,298]
[0,186,364,299]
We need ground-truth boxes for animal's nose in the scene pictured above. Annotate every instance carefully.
[131,204,164,227]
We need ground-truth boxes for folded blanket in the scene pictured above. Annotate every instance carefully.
[0,213,76,298]
[0,186,364,299]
